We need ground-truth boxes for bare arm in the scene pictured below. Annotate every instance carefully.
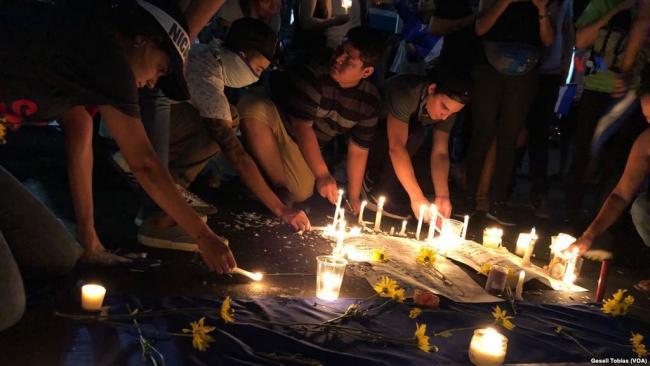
[575,0,636,49]
[299,0,348,31]
[292,118,339,203]
[475,0,512,36]
[571,129,650,254]
[346,140,368,213]
[224,134,311,231]
[430,129,451,217]
[429,13,476,36]
[621,0,650,73]
[534,0,554,47]
[387,114,430,219]
[62,107,104,253]
[99,105,235,273]
[184,0,226,40]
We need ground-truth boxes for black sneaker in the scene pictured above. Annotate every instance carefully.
[486,202,517,226]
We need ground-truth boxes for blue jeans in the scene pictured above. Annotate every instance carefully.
[139,87,171,218]
[631,191,650,247]
[0,165,81,331]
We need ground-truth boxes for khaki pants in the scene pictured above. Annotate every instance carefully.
[238,91,315,202]
[168,102,239,187]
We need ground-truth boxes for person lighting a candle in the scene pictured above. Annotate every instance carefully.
[568,70,650,295]
[238,27,384,215]
[362,72,471,221]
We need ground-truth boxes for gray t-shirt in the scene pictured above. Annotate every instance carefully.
[384,74,456,133]
[185,42,232,121]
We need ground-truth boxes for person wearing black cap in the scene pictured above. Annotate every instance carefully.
[363,74,471,221]
[138,18,310,249]
[0,0,236,330]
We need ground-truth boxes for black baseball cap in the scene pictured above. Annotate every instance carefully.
[437,74,472,105]
[223,17,278,63]
[136,0,191,101]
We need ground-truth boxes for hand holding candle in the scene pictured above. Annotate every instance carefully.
[332,189,344,227]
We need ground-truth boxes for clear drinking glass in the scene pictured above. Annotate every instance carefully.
[316,256,348,301]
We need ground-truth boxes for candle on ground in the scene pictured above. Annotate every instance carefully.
[332,189,344,227]
[400,220,407,236]
[81,284,106,311]
[358,200,367,225]
[461,215,469,240]
[426,204,438,242]
[374,196,386,231]
[482,227,503,249]
[515,271,525,300]
[562,248,579,285]
[521,231,537,266]
[416,204,426,240]
[341,0,352,13]
[469,327,508,366]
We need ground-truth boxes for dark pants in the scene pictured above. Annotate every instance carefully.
[139,88,171,217]
[0,166,81,331]
[566,90,645,214]
[367,118,431,205]
[527,73,562,199]
[467,61,539,203]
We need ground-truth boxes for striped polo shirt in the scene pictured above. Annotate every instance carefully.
[269,59,380,149]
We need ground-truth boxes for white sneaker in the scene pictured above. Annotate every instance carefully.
[175,184,218,215]
[137,219,199,252]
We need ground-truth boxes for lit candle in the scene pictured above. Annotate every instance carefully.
[341,0,352,13]
[349,226,361,236]
[515,271,525,300]
[482,227,503,249]
[233,267,264,281]
[389,226,395,235]
[461,215,469,240]
[426,204,438,242]
[374,196,385,232]
[400,220,407,236]
[563,248,579,285]
[81,284,106,311]
[515,234,531,256]
[416,204,426,240]
[521,230,537,266]
[358,200,367,225]
[469,327,508,366]
[316,255,347,301]
[333,189,344,227]
[334,220,346,257]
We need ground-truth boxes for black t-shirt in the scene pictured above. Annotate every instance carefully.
[0,6,139,127]
[484,1,541,46]
[433,0,477,73]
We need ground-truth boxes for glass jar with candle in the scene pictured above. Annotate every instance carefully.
[485,264,508,295]
[316,256,348,301]
[483,228,503,249]
[469,327,508,366]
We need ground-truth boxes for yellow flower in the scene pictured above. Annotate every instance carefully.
[414,323,431,352]
[409,308,422,319]
[392,287,406,303]
[554,325,563,334]
[0,122,6,144]
[602,289,635,316]
[373,276,398,298]
[416,247,436,267]
[477,263,492,276]
[371,248,388,263]
[221,296,235,324]
[630,333,648,357]
[182,317,216,351]
[492,305,515,330]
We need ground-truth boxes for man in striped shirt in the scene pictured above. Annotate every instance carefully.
[239,26,383,213]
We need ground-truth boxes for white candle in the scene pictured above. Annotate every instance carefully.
[358,200,367,224]
[400,220,407,236]
[389,226,395,235]
[81,284,106,311]
[349,226,361,236]
[482,227,503,249]
[461,215,469,240]
[515,271,525,300]
[563,248,579,285]
[334,220,346,256]
[416,204,426,240]
[522,229,537,266]
[426,204,438,242]
[374,196,385,231]
[469,327,508,366]
[316,256,347,301]
[515,234,531,257]
[341,0,352,13]
[332,189,344,227]
[233,267,264,281]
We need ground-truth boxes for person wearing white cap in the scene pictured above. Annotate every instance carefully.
[0,0,235,331]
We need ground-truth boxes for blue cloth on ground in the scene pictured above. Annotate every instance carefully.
[61,295,650,365]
